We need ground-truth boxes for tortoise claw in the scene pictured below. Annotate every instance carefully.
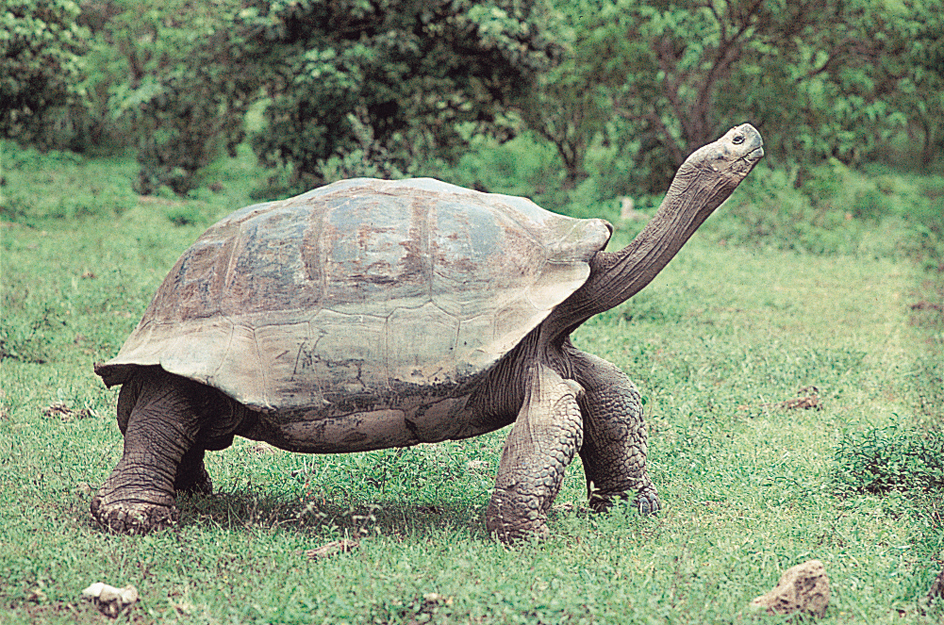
[633,485,661,515]
[589,484,661,516]
[90,494,178,535]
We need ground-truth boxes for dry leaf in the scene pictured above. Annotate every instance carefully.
[303,539,359,560]
[42,403,98,421]
[763,386,823,411]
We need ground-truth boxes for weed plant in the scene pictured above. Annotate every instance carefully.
[1,139,943,623]
[832,427,944,495]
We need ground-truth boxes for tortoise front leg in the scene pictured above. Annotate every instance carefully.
[486,365,584,542]
[570,349,660,515]
[91,368,207,534]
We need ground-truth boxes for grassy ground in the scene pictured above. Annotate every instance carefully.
[1,141,942,624]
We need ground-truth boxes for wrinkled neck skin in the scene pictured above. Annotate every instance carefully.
[543,158,744,342]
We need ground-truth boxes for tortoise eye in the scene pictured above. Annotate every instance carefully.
[732,134,745,145]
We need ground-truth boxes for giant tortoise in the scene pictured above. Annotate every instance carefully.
[92,124,763,541]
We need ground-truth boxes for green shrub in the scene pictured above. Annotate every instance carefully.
[0,0,89,146]
[164,205,206,227]
[832,426,944,495]
[449,132,562,198]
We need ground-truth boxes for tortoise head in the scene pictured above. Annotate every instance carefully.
[678,123,764,188]
[657,122,764,225]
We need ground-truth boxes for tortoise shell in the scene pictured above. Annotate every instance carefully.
[97,178,612,412]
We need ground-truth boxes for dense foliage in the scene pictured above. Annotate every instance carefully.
[237,0,558,187]
[1,0,942,195]
[75,0,255,193]
[0,0,89,149]
[526,0,944,192]
[49,0,557,193]
[904,0,944,166]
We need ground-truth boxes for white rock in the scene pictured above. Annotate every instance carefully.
[82,582,139,618]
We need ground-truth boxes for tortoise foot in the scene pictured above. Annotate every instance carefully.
[91,494,178,535]
[486,490,553,543]
[174,447,213,495]
[488,518,550,544]
[589,485,661,515]
[633,485,661,515]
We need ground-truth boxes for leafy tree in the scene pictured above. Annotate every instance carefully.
[61,0,258,193]
[533,0,931,192]
[234,0,558,187]
[718,0,927,168]
[513,6,607,190]
[93,0,556,194]
[0,0,89,148]
[896,0,944,167]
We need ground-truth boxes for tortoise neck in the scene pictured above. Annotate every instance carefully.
[543,168,732,341]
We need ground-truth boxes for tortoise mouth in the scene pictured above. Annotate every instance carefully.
[744,146,764,163]
[728,145,764,176]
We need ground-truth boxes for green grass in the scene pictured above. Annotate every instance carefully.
[1,140,942,623]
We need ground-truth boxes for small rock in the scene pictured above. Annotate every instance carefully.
[82,582,139,618]
[465,459,489,471]
[251,441,278,454]
[778,395,822,411]
[751,559,830,618]
[303,539,359,560]
[422,592,452,606]
[73,482,95,496]
[764,386,823,412]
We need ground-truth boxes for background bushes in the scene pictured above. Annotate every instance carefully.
[3,0,942,199]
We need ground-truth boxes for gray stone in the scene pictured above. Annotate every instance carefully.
[751,559,830,618]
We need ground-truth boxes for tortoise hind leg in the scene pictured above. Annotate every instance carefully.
[91,367,213,534]
[175,447,213,495]
[486,365,584,542]
[570,348,660,515]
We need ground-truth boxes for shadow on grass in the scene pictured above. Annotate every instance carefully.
[175,489,487,539]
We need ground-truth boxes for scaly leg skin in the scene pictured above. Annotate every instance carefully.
[486,365,584,543]
[91,368,206,534]
[174,446,213,495]
[571,349,661,515]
